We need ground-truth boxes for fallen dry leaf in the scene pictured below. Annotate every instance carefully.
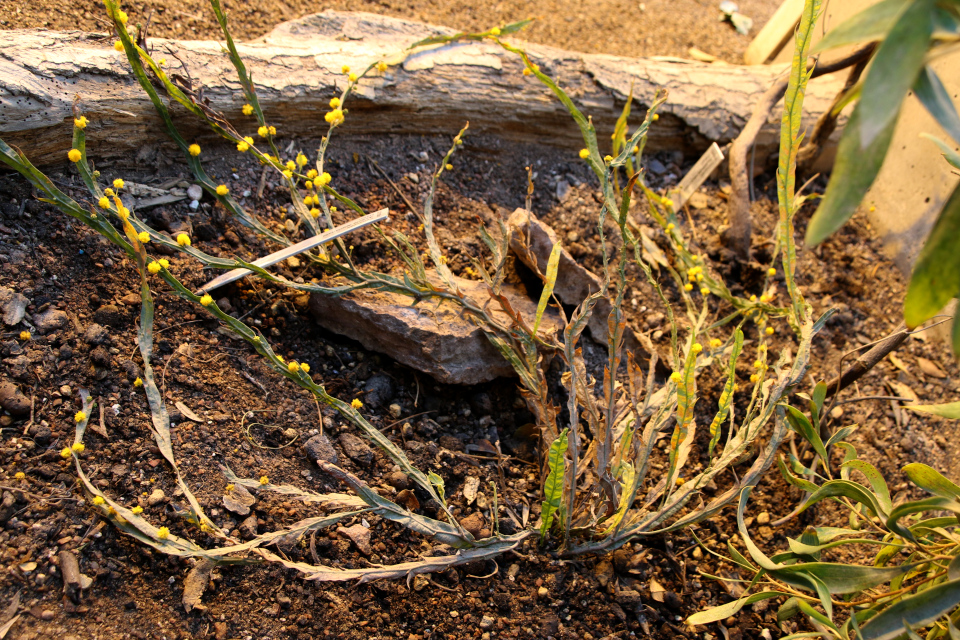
[917,357,947,379]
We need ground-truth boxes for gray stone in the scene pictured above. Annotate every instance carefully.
[363,373,394,407]
[238,514,259,540]
[222,484,256,516]
[385,471,410,491]
[339,433,373,465]
[309,272,561,385]
[34,308,68,334]
[93,304,123,327]
[83,323,111,346]
[337,523,372,555]
[187,184,203,201]
[0,381,30,415]
[0,287,28,326]
[647,158,667,175]
[303,434,338,465]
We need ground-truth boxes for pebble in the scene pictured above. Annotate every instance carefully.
[537,587,549,598]
[388,403,402,419]
[33,308,68,334]
[480,615,495,630]
[147,489,165,506]
[0,381,30,415]
[303,434,338,465]
[459,512,484,538]
[286,256,301,268]
[363,373,395,407]
[339,433,374,465]
[187,184,203,201]
[83,323,111,346]
[40,610,54,621]
[756,511,771,525]
[385,471,410,491]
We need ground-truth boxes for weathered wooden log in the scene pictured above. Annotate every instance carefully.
[0,11,847,166]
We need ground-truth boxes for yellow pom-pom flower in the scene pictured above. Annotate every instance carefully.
[662,197,674,209]
[351,398,363,409]
[296,153,308,166]
[652,113,659,121]
[691,343,703,354]
[767,268,777,277]
[113,178,124,189]
[147,261,161,274]
[60,447,71,459]
[268,125,276,135]
[341,64,350,74]
[445,163,453,171]
[176,233,191,247]
[19,331,30,341]
[490,27,501,36]
[200,294,213,306]
[74,116,88,129]
[683,283,693,292]
[750,373,759,383]
[14,472,25,481]
[709,338,722,349]
[68,149,82,162]
[579,148,590,159]
[700,287,710,295]
[259,476,269,485]
[75,411,87,423]
[138,231,150,243]
[348,72,358,82]
[287,361,299,373]
[98,196,110,209]
[104,188,114,197]
[117,10,128,24]
[765,326,775,335]
[237,140,249,152]
[317,172,332,186]
[72,442,85,453]
[131,505,143,514]
[258,125,269,138]
[242,103,254,116]
[134,377,143,387]
[300,362,310,373]
[309,208,321,218]
[670,372,682,383]
[157,526,170,539]
[159,259,170,269]
[377,61,388,73]
[114,40,124,52]
[92,496,105,506]
[216,184,229,196]
[282,170,293,179]
[188,144,201,156]
[306,169,318,179]
[324,109,344,126]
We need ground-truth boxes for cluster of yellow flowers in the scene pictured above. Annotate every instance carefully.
[257,125,277,138]
[19,331,30,341]
[236,136,254,152]
[351,398,363,409]
[147,258,169,274]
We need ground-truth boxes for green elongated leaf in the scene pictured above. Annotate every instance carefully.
[950,617,960,640]
[843,460,893,514]
[728,541,758,571]
[687,591,787,625]
[949,555,960,581]
[827,425,859,448]
[533,243,562,336]
[816,527,864,542]
[858,0,934,147]
[810,573,834,620]
[860,578,960,640]
[805,100,898,246]
[904,463,960,499]
[540,428,569,539]
[797,598,841,634]
[886,496,960,540]
[812,381,828,418]
[798,479,885,520]
[428,471,447,505]
[785,405,829,464]
[906,402,960,420]
[778,455,820,493]
[778,597,802,624]
[814,0,909,52]
[915,66,960,146]
[709,328,744,452]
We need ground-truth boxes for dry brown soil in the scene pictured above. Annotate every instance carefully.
[0,0,779,63]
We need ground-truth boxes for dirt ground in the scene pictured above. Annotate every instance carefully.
[0,0,780,63]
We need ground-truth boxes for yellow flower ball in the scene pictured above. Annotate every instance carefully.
[159,259,170,269]
[237,141,249,152]
[216,184,229,196]
[98,196,110,209]
[304,181,314,190]
[309,208,321,218]
[300,362,310,373]
[490,27,501,36]
[157,526,170,539]
[317,172,332,186]
[351,398,363,409]
[749,295,757,303]
[113,178,124,189]
[73,443,85,454]
[92,496,105,505]
[377,61,388,73]
[683,283,693,292]
[242,103,254,116]
[691,343,703,354]
[341,64,350,74]
[700,287,709,295]
[666,223,675,231]
[60,447,71,459]
[306,169,318,179]
[287,361,299,373]
[282,170,293,179]
[188,144,201,156]
[268,126,276,135]
[765,326,775,335]
[176,233,191,247]
[74,116,88,129]
[579,148,590,159]
[19,331,30,341]
[131,505,143,514]
[14,472,25,481]
[117,10,128,24]
[348,72,357,82]
[104,188,114,197]
[767,268,777,277]
[259,476,269,485]
[75,411,87,423]
[670,372,682,383]
[117,206,130,220]
[296,153,308,166]
[750,373,759,383]
[662,197,674,209]
[652,113,659,121]
[138,231,150,243]
[114,40,124,52]
[134,377,143,387]
[200,294,213,306]
[445,163,453,171]
[147,261,161,274]
[709,338,722,349]
[68,149,82,163]
[258,125,269,138]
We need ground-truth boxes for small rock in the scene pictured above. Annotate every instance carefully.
[756,511,771,525]
[480,615,495,630]
[337,523,372,555]
[829,406,843,419]
[687,191,709,209]
[537,586,549,598]
[647,158,667,175]
[388,403,402,419]
[40,610,55,621]
[339,433,373,465]
[286,256,301,269]
[28,424,51,445]
[222,484,256,516]
[555,180,570,201]
[224,230,241,246]
[594,559,615,587]
[0,287,28,326]
[120,293,140,306]
[460,512,484,538]
[385,471,410,491]
[147,489,166,506]
[83,323,111,346]
[187,184,203,201]
[364,373,395,407]
[0,381,30,415]
[303,434,338,465]
[238,514,259,540]
[566,230,579,243]
[507,564,520,580]
[34,308,68,334]
[93,304,123,327]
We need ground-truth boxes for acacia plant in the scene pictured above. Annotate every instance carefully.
[0,0,830,579]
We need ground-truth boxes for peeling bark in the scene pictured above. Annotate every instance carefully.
[0,11,846,166]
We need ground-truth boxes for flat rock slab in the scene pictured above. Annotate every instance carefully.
[309,273,560,385]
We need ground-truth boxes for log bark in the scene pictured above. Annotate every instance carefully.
[0,11,847,166]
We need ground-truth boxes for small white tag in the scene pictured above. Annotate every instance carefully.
[671,142,725,208]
